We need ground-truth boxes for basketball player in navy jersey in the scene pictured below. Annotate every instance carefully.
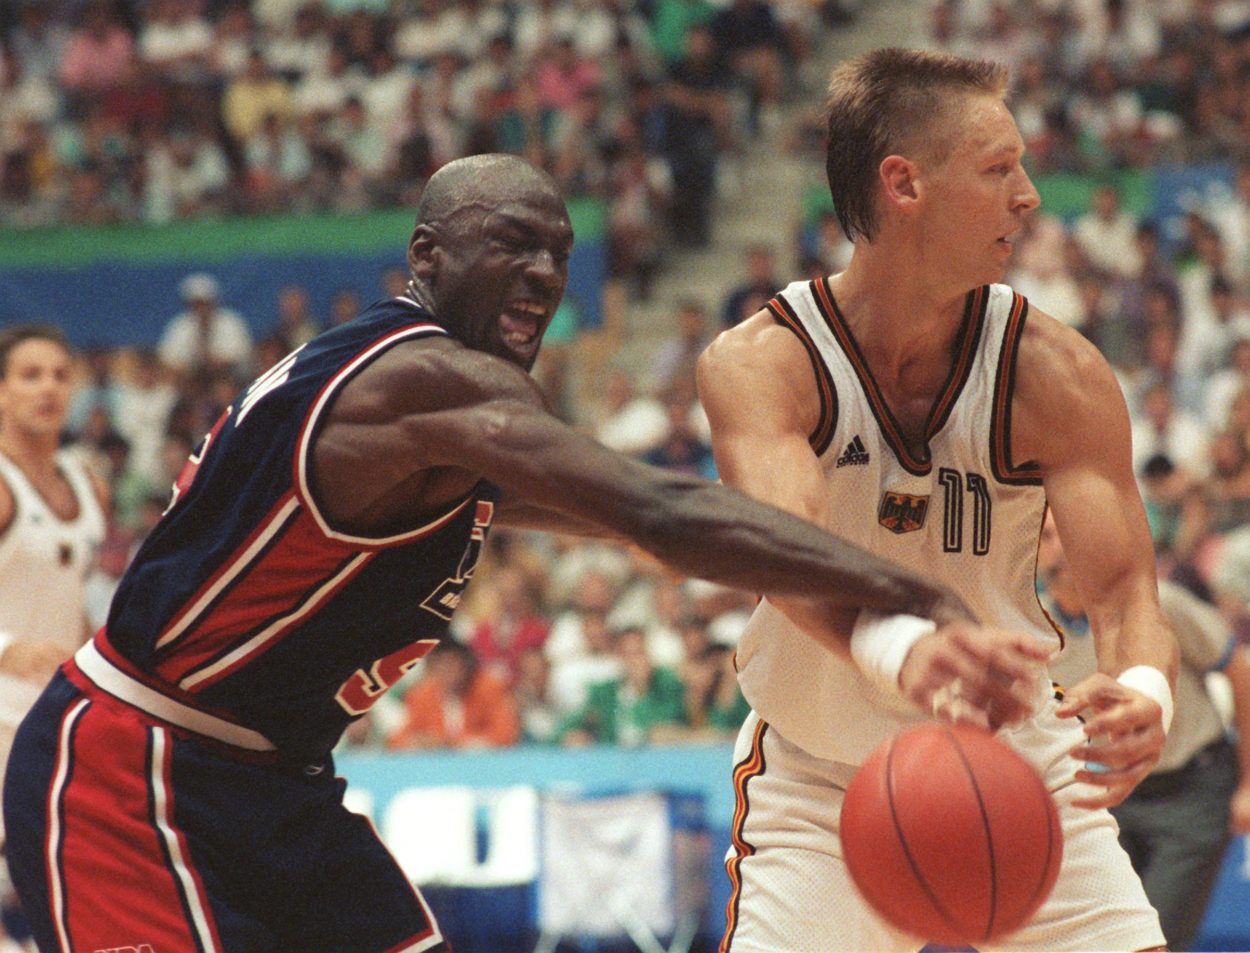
[700,50,1176,951]
[3,154,1040,953]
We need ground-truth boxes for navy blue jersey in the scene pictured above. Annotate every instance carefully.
[101,295,498,757]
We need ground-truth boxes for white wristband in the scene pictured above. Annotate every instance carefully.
[850,610,936,696]
[0,630,13,660]
[1117,665,1173,735]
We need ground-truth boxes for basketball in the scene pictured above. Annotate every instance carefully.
[840,722,1062,945]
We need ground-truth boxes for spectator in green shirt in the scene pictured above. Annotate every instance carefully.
[649,0,715,65]
[556,626,687,746]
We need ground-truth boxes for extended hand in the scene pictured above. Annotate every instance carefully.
[1056,672,1166,809]
[898,622,1049,730]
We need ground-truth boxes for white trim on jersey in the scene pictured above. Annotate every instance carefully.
[75,641,276,751]
[150,727,222,952]
[47,697,91,953]
[156,496,302,650]
[294,322,476,547]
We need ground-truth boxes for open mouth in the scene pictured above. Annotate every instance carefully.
[500,300,547,351]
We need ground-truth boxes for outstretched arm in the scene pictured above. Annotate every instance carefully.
[1015,311,1177,809]
[314,336,952,623]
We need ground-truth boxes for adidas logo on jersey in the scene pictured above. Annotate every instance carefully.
[836,435,870,467]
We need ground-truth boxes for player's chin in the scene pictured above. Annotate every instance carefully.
[982,256,1011,283]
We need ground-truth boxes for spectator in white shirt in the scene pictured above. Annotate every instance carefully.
[1073,183,1141,280]
[138,0,214,86]
[1204,336,1250,430]
[1131,380,1212,482]
[157,273,254,383]
[592,367,669,458]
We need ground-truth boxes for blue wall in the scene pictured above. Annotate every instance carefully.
[0,241,605,349]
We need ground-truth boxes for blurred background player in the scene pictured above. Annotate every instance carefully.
[1041,511,1250,951]
[0,324,107,950]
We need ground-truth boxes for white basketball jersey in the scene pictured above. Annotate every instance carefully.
[0,449,106,650]
[736,280,1060,764]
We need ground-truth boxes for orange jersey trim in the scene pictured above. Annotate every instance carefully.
[720,717,769,953]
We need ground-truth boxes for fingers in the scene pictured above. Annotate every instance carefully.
[929,678,989,729]
[900,624,1047,729]
[1054,671,1118,718]
[1068,761,1152,810]
[1055,673,1167,809]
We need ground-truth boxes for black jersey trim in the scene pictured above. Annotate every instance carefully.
[812,279,987,477]
[990,293,1044,486]
[766,294,839,456]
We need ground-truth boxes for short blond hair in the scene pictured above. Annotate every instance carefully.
[824,48,1009,242]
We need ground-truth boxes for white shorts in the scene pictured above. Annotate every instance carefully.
[721,708,1165,953]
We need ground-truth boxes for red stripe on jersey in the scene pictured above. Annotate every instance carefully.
[155,491,304,651]
[154,505,370,688]
[176,549,375,692]
[44,698,88,952]
[56,702,220,951]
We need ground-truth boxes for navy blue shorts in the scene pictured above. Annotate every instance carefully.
[3,671,450,953]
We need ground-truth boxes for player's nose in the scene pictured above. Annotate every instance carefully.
[523,248,564,294]
[1014,170,1041,213]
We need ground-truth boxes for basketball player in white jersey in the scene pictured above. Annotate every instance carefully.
[0,325,108,832]
[698,49,1176,952]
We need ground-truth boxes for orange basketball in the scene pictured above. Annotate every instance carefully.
[840,722,1062,946]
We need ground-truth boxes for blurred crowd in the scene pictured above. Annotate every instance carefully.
[15,0,1250,755]
[932,0,1250,172]
[0,0,842,297]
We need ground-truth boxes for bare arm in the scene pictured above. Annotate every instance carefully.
[697,315,861,650]
[699,313,1047,726]
[1016,310,1177,807]
[313,336,949,619]
[492,497,630,541]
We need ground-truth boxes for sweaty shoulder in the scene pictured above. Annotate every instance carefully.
[1011,304,1130,470]
[329,333,547,425]
[698,309,822,438]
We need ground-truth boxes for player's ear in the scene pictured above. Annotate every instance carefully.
[408,225,440,282]
[879,155,920,209]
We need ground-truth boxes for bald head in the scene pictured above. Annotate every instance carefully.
[417,154,564,230]
[405,153,574,370]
